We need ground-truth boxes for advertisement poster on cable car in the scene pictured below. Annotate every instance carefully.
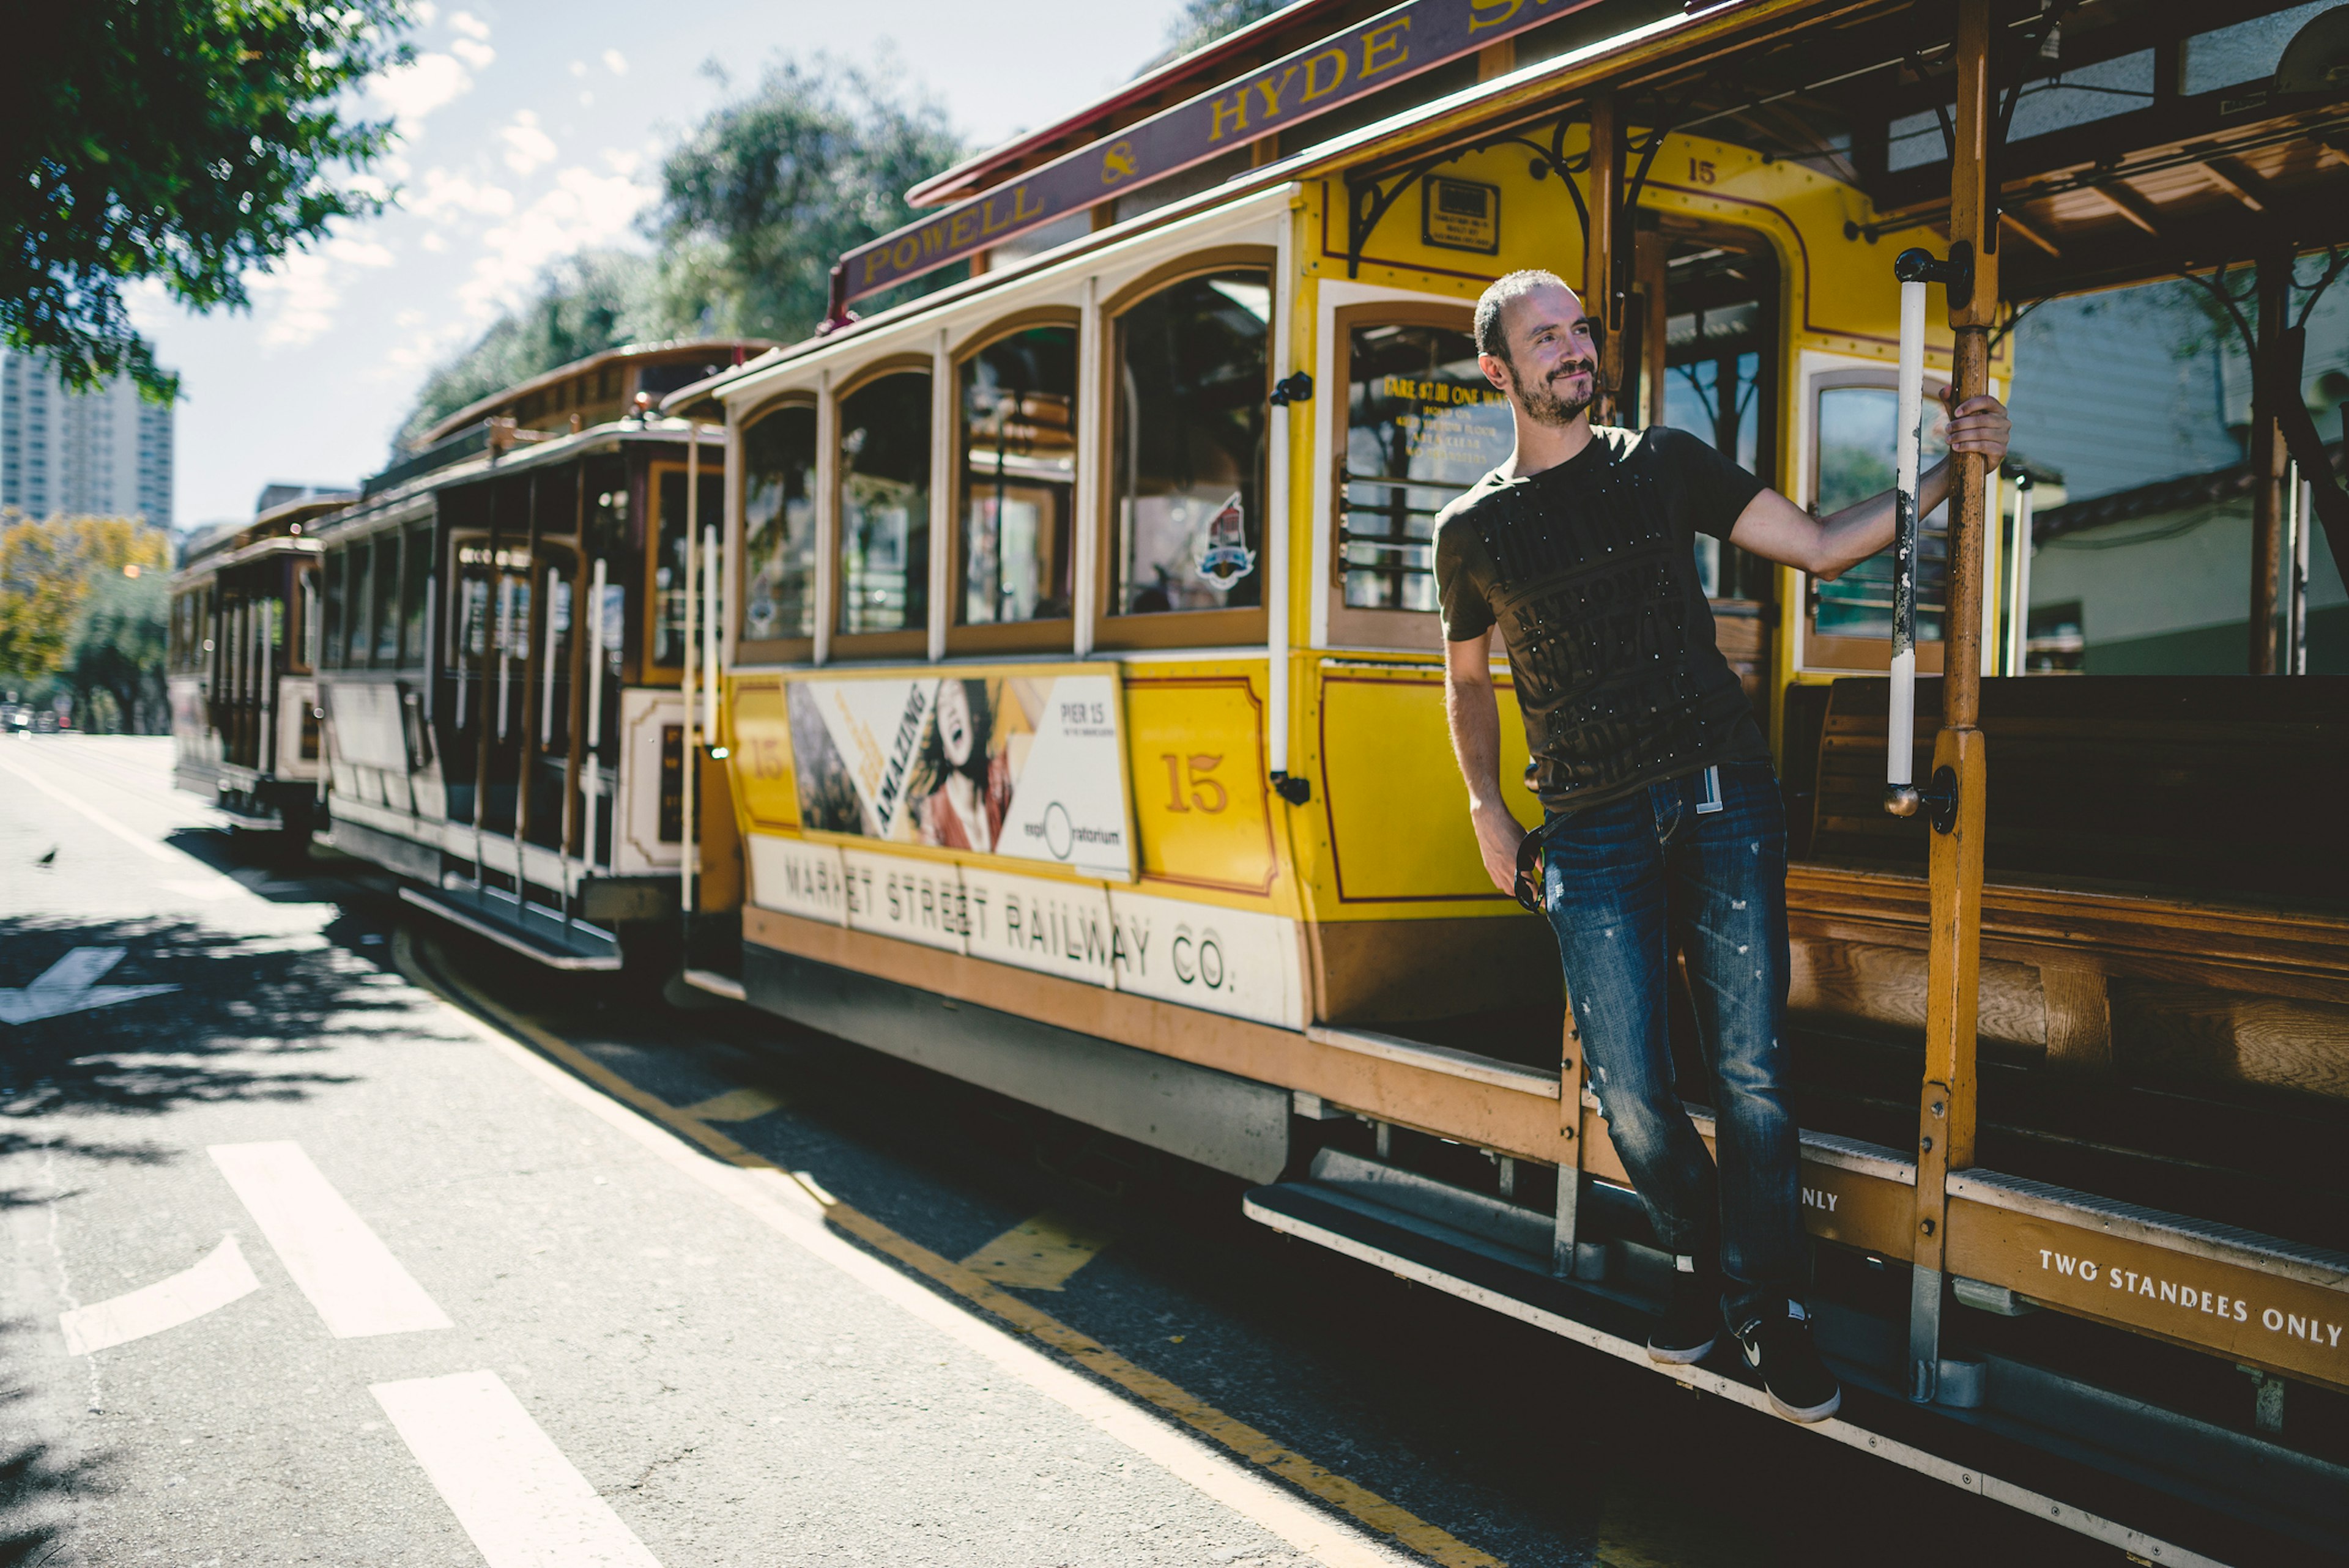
[785,668,1132,879]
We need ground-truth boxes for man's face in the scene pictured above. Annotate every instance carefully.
[1480,283,1598,428]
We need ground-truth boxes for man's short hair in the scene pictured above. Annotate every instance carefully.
[1474,270,1574,368]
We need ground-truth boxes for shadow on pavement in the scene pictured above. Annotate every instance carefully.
[0,1317,112,1567]
[0,918,412,1200]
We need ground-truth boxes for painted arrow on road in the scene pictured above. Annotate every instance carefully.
[0,947,178,1025]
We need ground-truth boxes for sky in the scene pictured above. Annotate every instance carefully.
[135,1,1186,530]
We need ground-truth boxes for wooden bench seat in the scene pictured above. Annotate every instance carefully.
[1781,675,2349,1248]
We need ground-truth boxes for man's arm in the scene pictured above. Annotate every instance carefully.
[1727,391,2011,580]
[1444,629,1523,895]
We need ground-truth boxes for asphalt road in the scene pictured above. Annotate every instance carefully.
[0,736,2095,1566]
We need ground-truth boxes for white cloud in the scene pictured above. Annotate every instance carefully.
[579,91,595,108]
[420,231,448,253]
[499,110,557,176]
[570,59,587,78]
[601,147,642,177]
[250,234,397,350]
[460,165,657,321]
[369,52,472,128]
[448,10,490,39]
[412,1,439,23]
[602,49,629,75]
[450,37,494,70]
[409,168,514,220]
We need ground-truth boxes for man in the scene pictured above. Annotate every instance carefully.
[1437,270,2009,1422]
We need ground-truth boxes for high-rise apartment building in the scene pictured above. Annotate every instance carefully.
[0,350,174,527]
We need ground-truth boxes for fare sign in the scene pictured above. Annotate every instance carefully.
[835,0,1608,307]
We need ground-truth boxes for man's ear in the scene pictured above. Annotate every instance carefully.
[1478,352,1512,395]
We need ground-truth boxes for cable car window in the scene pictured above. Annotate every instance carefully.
[371,531,403,665]
[1110,270,1268,616]
[741,402,817,643]
[1807,377,1948,664]
[1341,322,1510,613]
[837,371,932,637]
[652,465,727,667]
[401,521,432,665]
[960,326,1076,626]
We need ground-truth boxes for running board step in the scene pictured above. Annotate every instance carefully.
[1244,1180,2326,1567]
[401,884,622,971]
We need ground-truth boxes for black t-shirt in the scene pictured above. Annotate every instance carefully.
[1434,425,1771,814]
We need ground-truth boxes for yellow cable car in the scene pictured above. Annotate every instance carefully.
[656,0,2349,1555]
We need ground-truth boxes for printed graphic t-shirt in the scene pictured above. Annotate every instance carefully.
[1434,425,1772,814]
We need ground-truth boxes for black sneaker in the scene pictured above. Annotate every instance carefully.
[1646,1258,1720,1365]
[1734,1301,1842,1422]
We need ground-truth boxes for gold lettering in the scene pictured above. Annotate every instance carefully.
[1361,18,1409,78]
[1301,47,1348,103]
[1468,0,1532,31]
[1011,183,1044,222]
[979,194,1011,237]
[1253,64,1302,121]
[920,219,950,258]
[863,250,889,286]
[949,209,978,248]
[892,235,919,268]
[1209,88,1249,142]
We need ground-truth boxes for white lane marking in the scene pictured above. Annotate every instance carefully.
[373,1370,662,1568]
[0,751,185,865]
[58,1234,259,1356]
[209,1142,453,1337]
[440,993,1406,1567]
[0,947,179,1026]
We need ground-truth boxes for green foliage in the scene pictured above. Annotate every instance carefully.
[1143,0,1300,72]
[1,1,415,403]
[390,54,962,456]
[395,250,661,450]
[65,566,170,733]
[649,54,965,338]
[0,515,173,683]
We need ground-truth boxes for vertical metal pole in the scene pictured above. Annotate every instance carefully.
[472,503,501,889]
[1586,94,1624,426]
[1908,0,1998,1407]
[703,523,720,741]
[2289,467,2311,675]
[421,572,436,722]
[683,431,700,922]
[2249,252,2289,675]
[1267,196,1295,782]
[1887,272,1929,804]
[511,476,544,897]
[585,553,608,875]
[2006,477,2035,676]
[562,473,589,928]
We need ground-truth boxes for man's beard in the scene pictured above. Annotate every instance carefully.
[1515,360,1595,427]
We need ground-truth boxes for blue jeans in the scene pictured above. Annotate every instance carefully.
[1540,760,1807,1323]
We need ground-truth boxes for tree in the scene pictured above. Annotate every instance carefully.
[391,54,962,454]
[0,515,172,686]
[64,566,170,733]
[1,0,413,402]
[395,250,661,451]
[649,54,964,342]
[1142,0,1300,73]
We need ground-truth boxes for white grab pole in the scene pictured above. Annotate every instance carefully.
[2288,467,2310,675]
[702,522,720,741]
[1887,272,1929,805]
[585,555,608,874]
[682,436,700,919]
[540,566,561,745]
[2009,477,2035,676]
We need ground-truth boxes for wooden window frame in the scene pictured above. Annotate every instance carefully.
[829,355,937,661]
[734,392,820,667]
[947,306,1083,656]
[1326,298,1481,652]
[1802,366,1951,675]
[1093,246,1276,653]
